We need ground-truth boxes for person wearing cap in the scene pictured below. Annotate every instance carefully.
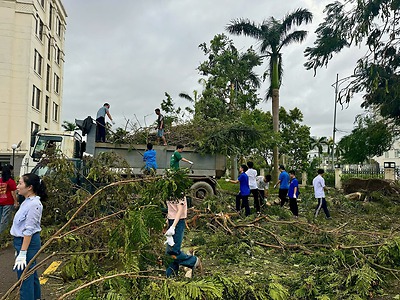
[96,102,115,142]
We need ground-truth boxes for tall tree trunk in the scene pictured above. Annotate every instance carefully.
[272,88,280,182]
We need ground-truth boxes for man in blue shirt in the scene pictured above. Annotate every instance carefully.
[143,143,157,174]
[274,165,290,207]
[226,164,250,216]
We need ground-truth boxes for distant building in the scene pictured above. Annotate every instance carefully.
[0,0,67,171]
[373,140,400,169]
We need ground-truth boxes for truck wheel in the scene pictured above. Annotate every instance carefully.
[191,181,214,199]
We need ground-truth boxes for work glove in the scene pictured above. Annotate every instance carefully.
[225,178,230,182]
[112,120,116,125]
[13,250,27,271]
[188,161,193,165]
[164,235,175,246]
[165,226,175,236]
[293,194,297,199]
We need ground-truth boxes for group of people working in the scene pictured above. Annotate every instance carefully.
[227,164,331,219]
[95,103,168,146]
[0,168,46,300]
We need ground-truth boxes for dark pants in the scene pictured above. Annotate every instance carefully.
[279,189,289,207]
[165,219,197,277]
[314,198,330,218]
[250,189,261,213]
[289,198,299,216]
[96,116,106,142]
[236,193,250,216]
[258,189,265,204]
[13,233,41,300]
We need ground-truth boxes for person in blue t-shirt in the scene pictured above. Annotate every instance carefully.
[226,164,250,216]
[143,143,157,174]
[274,165,290,207]
[288,170,299,217]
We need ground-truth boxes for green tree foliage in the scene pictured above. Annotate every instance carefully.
[226,8,313,179]
[279,107,311,170]
[305,0,400,124]
[197,33,262,121]
[62,120,78,131]
[338,117,393,164]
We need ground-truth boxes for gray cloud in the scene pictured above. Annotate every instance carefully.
[62,0,365,139]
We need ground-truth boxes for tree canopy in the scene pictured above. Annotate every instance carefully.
[305,0,400,126]
[338,117,394,164]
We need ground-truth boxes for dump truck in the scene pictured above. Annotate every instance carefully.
[29,118,226,198]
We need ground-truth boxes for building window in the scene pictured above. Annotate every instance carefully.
[56,16,62,37]
[54,73,60,94]
[54,45,61,64]
[47,38,51,60]
[35,16,44,41]
[46,65,51,91]
[52,102,59,122]
[49,3,53,29]
[45,96,49,123]
[395,149,400,158]
[31,122,40,135]
[34,50,43,76]
[32,85,41,110]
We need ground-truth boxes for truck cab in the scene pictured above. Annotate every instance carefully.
[20,130,83,175]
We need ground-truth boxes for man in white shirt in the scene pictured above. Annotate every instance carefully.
[312,169,331,219]
[246,162,260,214]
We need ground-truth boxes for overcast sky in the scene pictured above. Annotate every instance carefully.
[61,0,366,140]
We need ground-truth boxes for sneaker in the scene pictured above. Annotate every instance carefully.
[325,216,332,220]
[185,257,203,278]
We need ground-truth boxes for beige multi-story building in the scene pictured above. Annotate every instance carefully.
[0,0,67,171]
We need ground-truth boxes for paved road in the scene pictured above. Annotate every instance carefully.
[0,243,59,299]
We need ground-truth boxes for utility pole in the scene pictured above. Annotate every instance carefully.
[332,73,339,170]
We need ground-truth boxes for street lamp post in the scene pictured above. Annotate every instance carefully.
[11,144,18,168]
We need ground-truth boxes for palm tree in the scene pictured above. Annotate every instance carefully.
[62,120,78,131]
[226,8,313,179]
[310,136,328,159]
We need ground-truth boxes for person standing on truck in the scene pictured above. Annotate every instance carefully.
[143,143,157,174]
[226,164,251,216]
[11,173,47,300]
[0,166,18,234]
[274,165,290,207]
[155,108,167,146]
[96,103,115,142]
[170,145,193,170]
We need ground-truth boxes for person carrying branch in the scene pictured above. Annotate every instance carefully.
[170,144,193,170]
[226,164,251,216]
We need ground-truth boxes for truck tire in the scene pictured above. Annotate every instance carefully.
[191,181,214,199]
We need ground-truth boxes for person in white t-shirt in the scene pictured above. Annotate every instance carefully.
[312,169,331,219]
[256,174,272,205]
[246,162,260,214]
